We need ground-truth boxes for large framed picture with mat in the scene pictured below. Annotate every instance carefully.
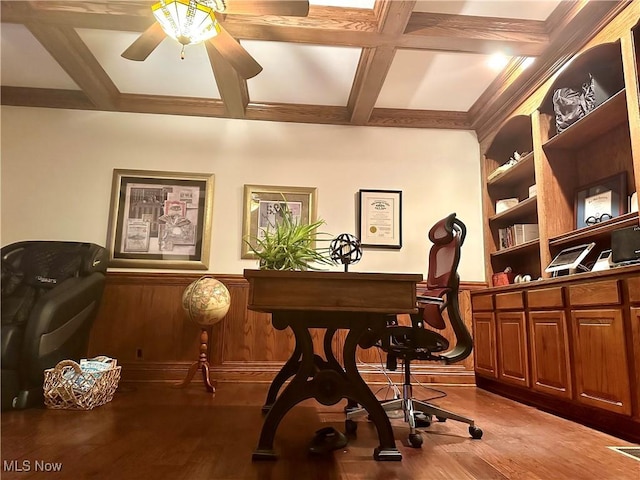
[106,169,215,269]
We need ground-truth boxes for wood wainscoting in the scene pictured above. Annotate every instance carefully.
[88,272,482,386]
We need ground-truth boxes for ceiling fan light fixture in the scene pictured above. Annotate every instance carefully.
[152,0,220,55]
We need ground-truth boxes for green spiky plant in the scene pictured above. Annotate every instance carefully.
[245,201,335,271]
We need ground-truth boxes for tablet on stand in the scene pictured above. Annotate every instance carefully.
[545,243,596,276]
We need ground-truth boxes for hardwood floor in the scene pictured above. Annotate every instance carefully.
[1,381,638,480]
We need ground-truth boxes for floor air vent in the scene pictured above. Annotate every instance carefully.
[608,446,640,461]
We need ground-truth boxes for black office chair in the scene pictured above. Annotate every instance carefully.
[1,241,108,410]
[346,213,482,447]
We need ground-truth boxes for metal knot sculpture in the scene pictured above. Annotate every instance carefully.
[330,233,362,272]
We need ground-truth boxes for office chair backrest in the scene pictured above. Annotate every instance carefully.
[425,213,472,364]
[426,213,466,290]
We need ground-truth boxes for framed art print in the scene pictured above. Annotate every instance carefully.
[106,169,214,269]
[242,184,317,259]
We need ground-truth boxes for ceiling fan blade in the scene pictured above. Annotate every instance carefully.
[224,0,309,17]
[208,24,263,79]
[121,23,166,61]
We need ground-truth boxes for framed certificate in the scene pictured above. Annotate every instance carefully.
[574,172,626,229]
[358,189,402,249]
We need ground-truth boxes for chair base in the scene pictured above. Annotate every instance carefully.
[346,394,483,447]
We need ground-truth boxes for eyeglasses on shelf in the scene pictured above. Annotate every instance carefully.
[585,213,613,225]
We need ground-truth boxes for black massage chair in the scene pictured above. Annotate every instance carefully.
[1,241,108,410]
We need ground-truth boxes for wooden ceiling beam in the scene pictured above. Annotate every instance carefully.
[205,42,249,119]
[24,22,119,110]
[368,108,471,130]
[1,86,466,129]
[347,0,415,125]
[0,86,95,110]
[3,1,552,56]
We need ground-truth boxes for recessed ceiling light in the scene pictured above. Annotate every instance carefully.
[488,53,509,70]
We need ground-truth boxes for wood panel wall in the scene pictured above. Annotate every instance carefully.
[88,272,480,386]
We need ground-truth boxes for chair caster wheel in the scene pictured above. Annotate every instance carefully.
[469,426,483,439]
[408,432,423,448]
[436,416,447,422]
[345,419,358,434]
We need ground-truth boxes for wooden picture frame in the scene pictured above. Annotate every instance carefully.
[574,171,627,229]
[241,184,318,259]
[358,189,402,249]
[106,169,214,269]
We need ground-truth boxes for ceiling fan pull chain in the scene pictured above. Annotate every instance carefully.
[181,45,186,60]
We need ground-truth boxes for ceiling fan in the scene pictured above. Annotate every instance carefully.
[121,0,310,79]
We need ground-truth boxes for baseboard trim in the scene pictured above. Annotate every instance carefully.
[119,361,475,386]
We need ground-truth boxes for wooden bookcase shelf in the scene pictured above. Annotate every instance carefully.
[487,152,535,188]
[479,22,640,285]
[489,196,537,224]
[549,212,639,248]
[490,239,540,258]
[542,89,628,150]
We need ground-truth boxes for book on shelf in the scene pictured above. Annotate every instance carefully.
[498,224,539,249]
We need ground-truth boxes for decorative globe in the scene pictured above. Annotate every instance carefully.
[182,276,231,327]
[330,233,362,271]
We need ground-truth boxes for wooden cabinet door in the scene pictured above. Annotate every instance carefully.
[629,307,640,422]
[529,310,572,399]
[571,309,631,415]
[496,311,529,387]
[473,312,497,378]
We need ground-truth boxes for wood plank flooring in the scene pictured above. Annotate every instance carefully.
[1,382,638,480]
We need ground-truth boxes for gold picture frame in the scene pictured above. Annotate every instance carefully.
[106,169,214,269]
[241,184,318,259]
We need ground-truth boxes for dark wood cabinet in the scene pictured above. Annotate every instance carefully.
[571,308,631,415]
[472,312,497,378]
[496,311,529,387]
[529,310,572,399]
[471,269,640,442]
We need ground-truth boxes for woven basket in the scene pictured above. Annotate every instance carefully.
[43,359,121,410]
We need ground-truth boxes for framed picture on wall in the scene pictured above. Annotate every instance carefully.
[106,169,215,269]
[358,189,402,249]
[241,184,317,259]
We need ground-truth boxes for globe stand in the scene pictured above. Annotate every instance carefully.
[176,326,216,393]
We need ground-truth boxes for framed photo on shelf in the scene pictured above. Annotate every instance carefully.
[358,189,402,249]
[106,169,215,269]
[242,184,317,259]
[574,172,627,229]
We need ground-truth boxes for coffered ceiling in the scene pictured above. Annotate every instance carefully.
[0,1,631,137]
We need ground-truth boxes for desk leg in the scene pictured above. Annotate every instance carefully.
[253,321,316,461]
[343,324,402,461]
[262,343,301,414]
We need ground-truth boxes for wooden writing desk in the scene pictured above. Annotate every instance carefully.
[244,269,422,461]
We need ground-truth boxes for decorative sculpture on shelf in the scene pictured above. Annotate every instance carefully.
[330,233,362,272]
[178,276,230,392]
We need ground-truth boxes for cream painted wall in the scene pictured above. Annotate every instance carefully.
[1,106,486,281]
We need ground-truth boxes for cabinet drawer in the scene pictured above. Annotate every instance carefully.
[472,294,493,311]
[628,277,640,304]
[495,291,524,310]
[568,280,620,306]
[528,287,564,309]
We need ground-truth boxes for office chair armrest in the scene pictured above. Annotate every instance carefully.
[416,295,445,305]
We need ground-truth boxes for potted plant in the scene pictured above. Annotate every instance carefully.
[244,201,335,271]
